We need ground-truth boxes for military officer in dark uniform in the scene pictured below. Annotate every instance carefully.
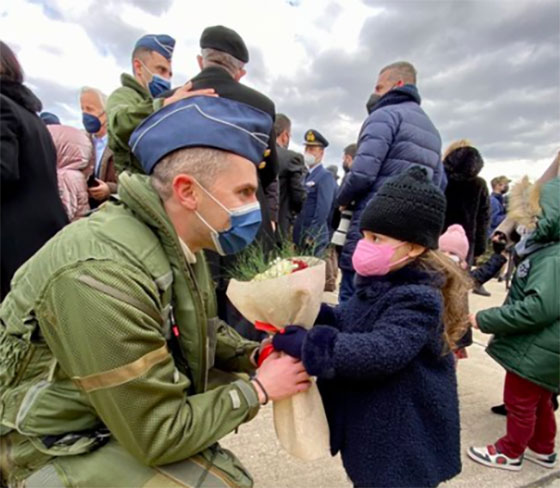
[293,129,337,257]
[187,25,280,339]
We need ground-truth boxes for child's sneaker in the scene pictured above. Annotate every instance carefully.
[525,448,557,469]
[468,445,523,471]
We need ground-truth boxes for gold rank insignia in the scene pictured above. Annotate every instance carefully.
[258,161,267,169]
[306,131,315,142]
[264,148,271,157]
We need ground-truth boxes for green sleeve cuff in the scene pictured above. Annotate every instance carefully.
[232,379,260,421]
[152,98,165,111]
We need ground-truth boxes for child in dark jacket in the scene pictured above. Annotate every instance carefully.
[438,224,508,359]
[273,167,467,488]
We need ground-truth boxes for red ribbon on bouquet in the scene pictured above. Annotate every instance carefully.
[254,321,286,366]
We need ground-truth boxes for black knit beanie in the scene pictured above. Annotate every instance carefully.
[359,166,447,249]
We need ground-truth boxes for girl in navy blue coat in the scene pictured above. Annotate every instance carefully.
[274,167,469,487]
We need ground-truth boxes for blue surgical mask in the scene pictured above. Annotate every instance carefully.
[194,182,262,256]
[82,112,103,134]
[141,60,171,98]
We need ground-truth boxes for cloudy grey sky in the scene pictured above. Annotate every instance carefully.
[1,0,558,180]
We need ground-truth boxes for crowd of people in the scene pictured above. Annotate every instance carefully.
[0,24,558,488]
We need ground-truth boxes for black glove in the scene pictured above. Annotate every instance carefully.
[272,325,307,360]
[492,239,507,255]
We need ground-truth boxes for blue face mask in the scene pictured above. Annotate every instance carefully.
[195,182,262,256]
[149,74,171,98]
[141,60,171,98]
[82,112,102,134]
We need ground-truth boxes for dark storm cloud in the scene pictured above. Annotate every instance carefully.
[266,0,559,167]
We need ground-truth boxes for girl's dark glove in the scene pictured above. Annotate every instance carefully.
[492,239,507,254]
[272,326,307,360]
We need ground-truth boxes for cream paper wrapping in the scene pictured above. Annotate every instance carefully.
[226,257,330,460]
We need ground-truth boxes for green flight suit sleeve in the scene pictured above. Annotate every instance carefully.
[38,261,259,466]
[477,256,560,335]
[214,319,258,374]
[106,87,164,174]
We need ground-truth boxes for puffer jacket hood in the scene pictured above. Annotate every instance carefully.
[48,125,93,221]
[443,139,484,181]
[48,125,93,172]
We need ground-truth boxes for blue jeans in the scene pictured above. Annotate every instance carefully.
[339,269,356,303]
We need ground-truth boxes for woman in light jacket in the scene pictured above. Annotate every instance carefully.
[48,125,94,222]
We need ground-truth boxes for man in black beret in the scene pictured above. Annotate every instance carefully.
[189,25,280,340]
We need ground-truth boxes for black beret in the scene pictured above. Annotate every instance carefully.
[200,25,249,63]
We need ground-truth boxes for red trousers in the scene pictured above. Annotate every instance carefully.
[496,371,557,459]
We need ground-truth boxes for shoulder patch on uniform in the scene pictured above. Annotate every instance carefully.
[516,259,531,279]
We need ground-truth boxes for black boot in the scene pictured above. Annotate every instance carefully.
[473,283,491,297]
[491,404,507,416]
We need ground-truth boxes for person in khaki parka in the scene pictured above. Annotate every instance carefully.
[106,34,215,175]
[0,96,310,487]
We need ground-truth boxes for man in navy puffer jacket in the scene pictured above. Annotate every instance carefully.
[337,61,446,302]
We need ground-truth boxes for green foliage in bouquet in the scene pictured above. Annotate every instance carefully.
[227,238,318,282]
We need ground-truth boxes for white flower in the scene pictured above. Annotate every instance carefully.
[253,258,298,281]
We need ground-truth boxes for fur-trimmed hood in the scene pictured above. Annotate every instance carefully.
[508,176,559,243]
[443,139,484,181]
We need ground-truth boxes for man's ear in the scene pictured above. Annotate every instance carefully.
[196,55,204,71]
[235,68,247,81]
[172,174,199,210]
[132,58,142,78]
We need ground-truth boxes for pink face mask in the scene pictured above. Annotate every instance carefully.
[352,239,409,276]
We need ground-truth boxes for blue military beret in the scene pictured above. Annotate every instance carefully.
[304,129,329,148]
[130,96,273,174]
[134,34,175,60]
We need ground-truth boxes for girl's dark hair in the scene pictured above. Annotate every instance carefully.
[417,249,472,352]
[0,41,24,83]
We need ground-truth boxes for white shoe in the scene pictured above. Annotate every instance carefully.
[467,445,523,471]
[525,448,557,469]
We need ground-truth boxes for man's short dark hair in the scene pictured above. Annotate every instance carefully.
[274,113,291,135]
[380,61,417,85]
[344,143,357,158]
[131,46,152,70]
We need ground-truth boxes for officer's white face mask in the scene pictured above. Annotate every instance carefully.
[304,153,317,168]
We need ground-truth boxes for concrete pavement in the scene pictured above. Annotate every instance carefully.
[221,279,560,487]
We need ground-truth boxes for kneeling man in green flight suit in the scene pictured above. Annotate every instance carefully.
[0,95,310,487]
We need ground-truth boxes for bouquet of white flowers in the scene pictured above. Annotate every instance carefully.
[227,251,330,460]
